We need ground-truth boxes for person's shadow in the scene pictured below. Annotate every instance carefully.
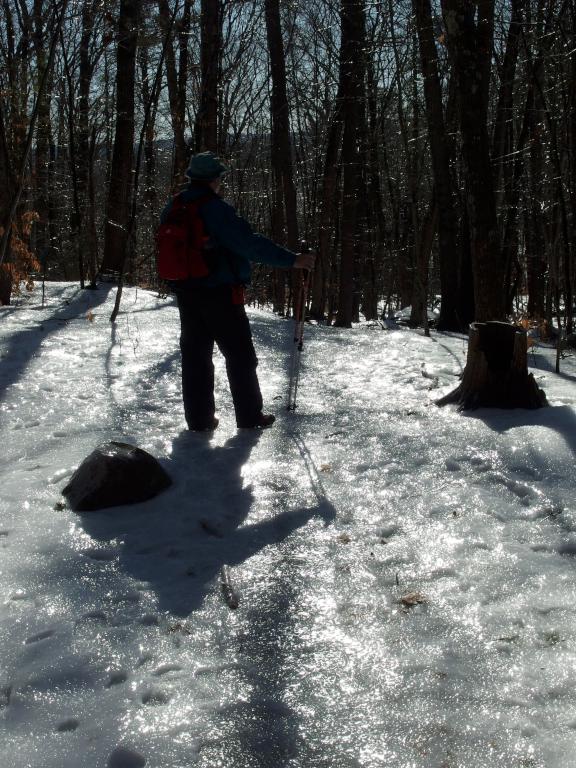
[78,429,336,618]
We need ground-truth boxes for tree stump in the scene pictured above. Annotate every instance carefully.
[437,321,547,410]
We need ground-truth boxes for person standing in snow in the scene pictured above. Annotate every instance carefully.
[163,151,314,432]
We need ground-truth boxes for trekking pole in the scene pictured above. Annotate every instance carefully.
[287,243,311,412]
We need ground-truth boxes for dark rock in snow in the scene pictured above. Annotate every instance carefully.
[63,441,171,512]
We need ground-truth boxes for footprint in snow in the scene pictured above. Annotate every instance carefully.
[25,629,55,644]
[556,541,576,557]
[1,685,12,707]
[444,458,461,472]
[106,670,128,688]
[141,687,170,706]
[378,524,401,540]
[10,589,29,601]
[78,610,108,623]
[469,457,492,472]
[108,746,146,768]
[56,718,79,733]
[152,663,182,676]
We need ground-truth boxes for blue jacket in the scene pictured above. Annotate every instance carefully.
[161,183,296,287]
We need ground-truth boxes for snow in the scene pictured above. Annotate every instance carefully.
[1,282,576,768]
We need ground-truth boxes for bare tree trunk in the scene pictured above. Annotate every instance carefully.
[409,193,437,329]
[140,46,159,217]
[158,0,191,183]
[264,0,299,314]
[334,0,365,328]
[78,0,99,284]
[31,0,54,258]
[530,28,573,332]
[0,107,15,305]
[360,56,386,321]
[60,32,85,287]
[196,0,222,153]
[414,0,460,330]
[441,0,505,322]
[311,98,344,321]
[101,0,140,275]
[264,0,299,250]
[501,78,535,313]
[492,0,524,206]
[569,1,576,324]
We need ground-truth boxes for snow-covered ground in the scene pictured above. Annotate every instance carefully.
[1,283,576,768]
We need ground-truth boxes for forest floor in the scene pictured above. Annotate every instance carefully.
[1,283,576,768]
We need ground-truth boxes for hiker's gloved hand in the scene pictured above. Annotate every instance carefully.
[293,252,316,271]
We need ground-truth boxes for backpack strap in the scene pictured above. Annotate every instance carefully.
[167,190,244,291]
[175,190,214,209]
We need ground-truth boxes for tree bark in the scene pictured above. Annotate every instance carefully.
[334,0,365,328]
[78,0,99,284]
[491,0,524,206]
[264,0,299,250]
[441,1,506,322]
[264,0,299,314]
[437,321,547,409]
[195,0,222,153]
[31,0,53,258]
[409,193,437,328]
[0,107,14,305]
[311,101,344,321]
[101,0,140,275]
[158,0,191,183]
[413,0,460,330]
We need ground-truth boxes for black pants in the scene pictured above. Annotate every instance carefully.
[175,285,263,429]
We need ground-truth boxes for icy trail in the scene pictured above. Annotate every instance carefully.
[1,284,576,768]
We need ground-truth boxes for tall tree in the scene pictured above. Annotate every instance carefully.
[264,0,299,314]
[0,107,15,305]
[31,0,54,258]
[77,0,100,284]
[441,0,505,322]
[334,0,365,328]
[101,0,141,275]
[310,65,345,321]
[413,0,461,330]
[195,0,222,152]
[264,0,299,251]
[158,0,192,184]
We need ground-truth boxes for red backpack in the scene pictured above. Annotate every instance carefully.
[156,194,212,280]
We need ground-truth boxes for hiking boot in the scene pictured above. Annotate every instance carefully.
[189,417,219,432]
[238,413,275,429]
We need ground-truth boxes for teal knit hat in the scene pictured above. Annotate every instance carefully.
[185,151,229,181]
